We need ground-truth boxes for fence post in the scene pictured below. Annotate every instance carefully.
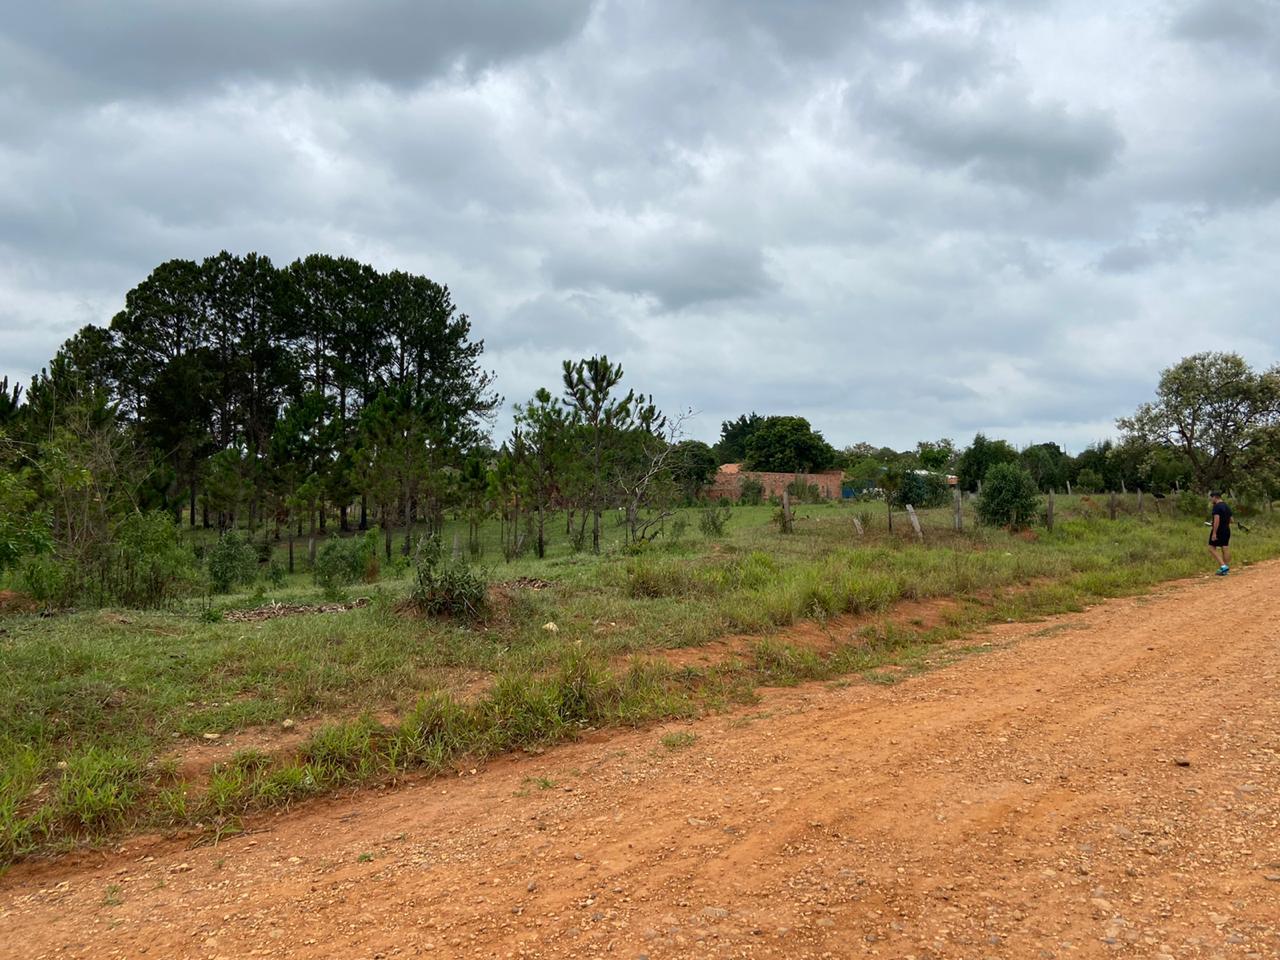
[852,515,864,537]
[1109,491,1118,520]
[781,489,793,534]
[1137,489,1144,516]
[1066,480,1072,496]
[1047,489,1055,532]
[953,487,963,531]
[905,504,924,542]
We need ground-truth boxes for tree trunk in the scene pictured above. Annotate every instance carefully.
[189,480,197,529]
[359,494,368,531]
[340,504,349,532]
[288,532,295,574]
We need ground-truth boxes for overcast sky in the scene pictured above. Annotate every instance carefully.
[2,1,1278,452]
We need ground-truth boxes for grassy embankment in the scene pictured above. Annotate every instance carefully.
[2,496,1274,863]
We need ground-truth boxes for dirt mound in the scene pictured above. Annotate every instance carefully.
[0,589,37,615]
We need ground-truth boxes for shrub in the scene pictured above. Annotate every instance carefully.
[112,511,201,607]
[738,477,764,506]
[266,560,287,587]
[786,479,824,504]
[1176,490,1206,518]
[410,536,487,618]
[313,529,380,595]
[698,503,732,538]
[891,471,950,509]
[1075,468,1103,494]
[207,532,259,594]
[976,463,1041,529]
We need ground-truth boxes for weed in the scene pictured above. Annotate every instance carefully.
[660,731,697,751]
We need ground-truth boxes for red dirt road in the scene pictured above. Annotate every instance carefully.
[3,564,1279,959]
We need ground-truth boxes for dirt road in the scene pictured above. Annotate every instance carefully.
[3,564,1279,959]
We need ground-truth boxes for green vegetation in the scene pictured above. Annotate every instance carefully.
[3,496,1278,864]
[977,463,1042,528]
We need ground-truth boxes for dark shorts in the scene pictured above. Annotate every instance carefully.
[1210,530,1230,547]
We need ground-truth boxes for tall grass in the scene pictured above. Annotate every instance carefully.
[3,502,1278,862]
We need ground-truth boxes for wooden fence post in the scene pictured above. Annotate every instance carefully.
[781,489,793,534]
[1046,489,1055,532]
[1137,489,1144,516]
[1066,480,1072,496]
[852,515,864,537]
[905,504,924,542]
[953,487,963,531]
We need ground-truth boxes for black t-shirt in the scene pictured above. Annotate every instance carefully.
[1212,501,1232,532]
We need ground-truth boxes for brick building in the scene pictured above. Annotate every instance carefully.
[707,463,845,502]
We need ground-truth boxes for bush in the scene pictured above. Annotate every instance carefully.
[698,503,732,538]
[891,471,950,509]
[410,536,487,618]
[976,463,1041,529]
[111,511,201,607]
[738,477,764,506]
[785,479,824,504]
[1074,468,1103,494]
[1176,490,1206,518]
[22,511,199,608]
[207,531,259,594]
[313,529,380,595]
[266,560,287,587]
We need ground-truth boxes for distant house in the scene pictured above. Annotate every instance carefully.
[708,463,845,502]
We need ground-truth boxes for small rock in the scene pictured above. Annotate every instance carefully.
[1264,874,1280,882]
[170,862,192,873]
[701,907,729,920]
[527,880,538,892]
[542,622,559,633]
[202,732,221,741]
[281,719,295,730]
[1172,757,1191,767]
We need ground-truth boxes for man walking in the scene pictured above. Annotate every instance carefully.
[1208,492,1232,576]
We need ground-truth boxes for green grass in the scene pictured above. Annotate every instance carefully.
[2,496,1278,863]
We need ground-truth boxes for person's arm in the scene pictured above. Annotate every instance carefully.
[1211,509,1220,538]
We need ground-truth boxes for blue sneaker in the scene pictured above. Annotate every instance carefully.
[1216,565,1229,576]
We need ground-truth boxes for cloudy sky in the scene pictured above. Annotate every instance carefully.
[2,1,1278,452]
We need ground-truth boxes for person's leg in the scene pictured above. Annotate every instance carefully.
[1209,544,1220,567]
[1222,545,1230,567]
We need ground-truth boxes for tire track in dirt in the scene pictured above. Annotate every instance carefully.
[2,564,1278,959]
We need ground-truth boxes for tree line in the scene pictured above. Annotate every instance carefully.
[716,353,1280,503]
[2,248,1277,611]
[0,252,721,605]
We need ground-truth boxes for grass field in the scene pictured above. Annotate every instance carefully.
[2,494,1274,864]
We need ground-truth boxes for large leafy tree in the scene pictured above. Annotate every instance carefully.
[956,433,1018,492]
[1118,352,1280,492]
[743,416,836,473]
[715,412,763,464]
[668,439,719,502]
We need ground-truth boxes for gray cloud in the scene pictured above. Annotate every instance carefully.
[2,1,594,102]
[2,0,1278,454]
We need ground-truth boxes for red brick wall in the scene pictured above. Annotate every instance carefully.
[708,465,844,502]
